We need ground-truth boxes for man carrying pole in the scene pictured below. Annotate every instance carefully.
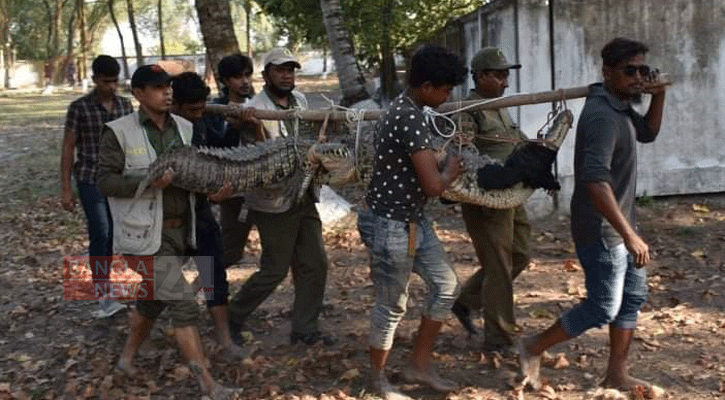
[451,48,532,356]
[519,37,666,393]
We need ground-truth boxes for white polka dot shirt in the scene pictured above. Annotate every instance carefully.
[365,94,433,222]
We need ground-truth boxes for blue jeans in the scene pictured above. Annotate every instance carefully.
[560,241,648,337]
[77,181,113,283]
[358,207,460,350]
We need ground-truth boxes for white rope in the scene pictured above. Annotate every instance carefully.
[422,105,456,138]
[292,109,303,153]
[354,109,365,180]
[320,93,337,107]
[438,97,501,116]
[312,93,368,180]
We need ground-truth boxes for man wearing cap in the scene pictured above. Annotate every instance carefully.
[227,48,333,346]
[97,65,238,398]
[451,47,532,355]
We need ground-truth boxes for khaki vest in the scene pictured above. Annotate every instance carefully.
[246,89,308,139]
[106,112,195,255]
[244,89,311,213]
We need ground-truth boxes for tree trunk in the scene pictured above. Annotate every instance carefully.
[319,0,369,106]
[65,0,77,59]
[43,0,63,59]
[43,0,64,84]
[0,0,8,88]
[244,0,251,57]
[157,0,165,60]
[108,0,130,80]
[195,0,241,88]
[379,0,398,102]
[63,0,78,85]
[322,44,327,73]
[126,0,143,67]
[77,0,87,81]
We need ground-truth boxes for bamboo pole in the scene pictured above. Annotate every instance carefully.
[205,80,670,121]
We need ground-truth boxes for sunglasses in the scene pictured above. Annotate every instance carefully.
[619,64,651,77]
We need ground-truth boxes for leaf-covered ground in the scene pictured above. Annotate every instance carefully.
[1,91,724,400]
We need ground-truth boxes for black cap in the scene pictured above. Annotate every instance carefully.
[131,64,171,88]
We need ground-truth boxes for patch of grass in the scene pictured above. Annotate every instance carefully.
[0,99,68,127]
[637,193,654,207]
[0,128,63,210]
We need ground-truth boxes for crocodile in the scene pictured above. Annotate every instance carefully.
[133,108,573,209]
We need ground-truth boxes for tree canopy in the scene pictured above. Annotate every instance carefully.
[257,0,478,67]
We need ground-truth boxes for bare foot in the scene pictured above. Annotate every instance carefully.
[602,374,653,392]
[189,362,243,400]
[517,336,542,390]
[401,366,457,392]
[367,371,414,400]
[114,359,138,378]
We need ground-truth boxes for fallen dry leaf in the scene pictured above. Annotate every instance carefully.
[648,385,665,399]
[692,204,710,213]
[590,387,627,400]
[170,366,190,382]
[508,387,525,400]
[552,353,570,369]
[691,249,706,259]
[539,384,558,399]
[338,368,360,381]
[563,259,580,272]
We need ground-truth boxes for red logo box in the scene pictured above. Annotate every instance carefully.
[63,256,154,301]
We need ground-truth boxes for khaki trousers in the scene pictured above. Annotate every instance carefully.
[457,204,530,346]
[228,195,328,335]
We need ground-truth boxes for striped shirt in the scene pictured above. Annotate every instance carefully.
[64,90,133,183]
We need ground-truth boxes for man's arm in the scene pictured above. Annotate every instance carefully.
[642,88,666,140]
[97,127,144,198]
[411,150,464,197]
[60,128,76,211]
[586,181,649,267]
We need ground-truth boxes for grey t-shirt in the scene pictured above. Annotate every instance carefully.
[570,83,657,247]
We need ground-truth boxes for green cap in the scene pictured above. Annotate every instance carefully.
[470,47,521,71]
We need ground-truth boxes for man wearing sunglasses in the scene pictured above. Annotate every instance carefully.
[519,37,666,393]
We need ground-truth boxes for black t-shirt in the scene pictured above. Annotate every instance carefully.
[365,94,434,222]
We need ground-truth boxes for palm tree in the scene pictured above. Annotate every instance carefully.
[320,0,369,106]
[157,0,165,60]
[108,0,130,80]
[126,0,143,67]
[195,0,241,87]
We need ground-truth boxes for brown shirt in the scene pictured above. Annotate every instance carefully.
[457,91,528,161]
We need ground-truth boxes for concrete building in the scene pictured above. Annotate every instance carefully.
[432,0,725,216]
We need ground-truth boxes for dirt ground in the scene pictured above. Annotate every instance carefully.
[0,90,724,400]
